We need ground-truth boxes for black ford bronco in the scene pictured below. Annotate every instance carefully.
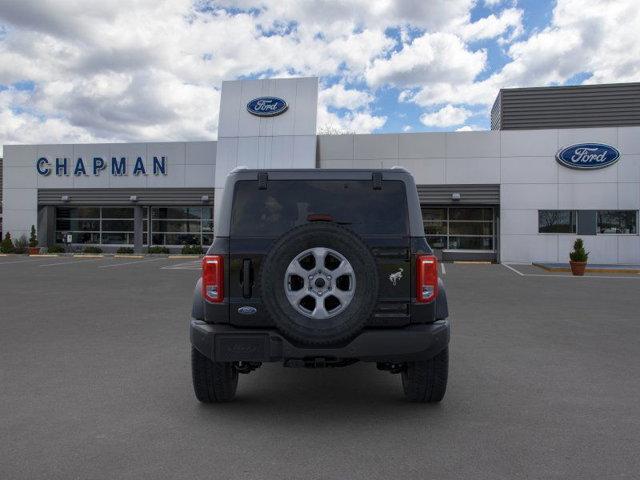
[190,168,450,403]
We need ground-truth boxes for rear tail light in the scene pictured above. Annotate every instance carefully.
[416,255,438,303]
[202,255,224,303]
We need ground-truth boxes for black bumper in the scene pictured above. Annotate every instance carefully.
[190,319,450,363]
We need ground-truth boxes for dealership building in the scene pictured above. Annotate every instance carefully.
[1,78,639,263]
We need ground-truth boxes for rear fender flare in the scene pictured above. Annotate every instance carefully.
[435,278,449,320]
[192,277,205,320]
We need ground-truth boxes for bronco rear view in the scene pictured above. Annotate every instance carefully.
[190,168,450,403]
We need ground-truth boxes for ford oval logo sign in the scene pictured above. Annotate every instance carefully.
[247,97,288,117]
[238,306,257,315]
[556,143,620,170]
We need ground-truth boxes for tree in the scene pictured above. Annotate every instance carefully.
[29,225,38,248]
[1,232,15,253]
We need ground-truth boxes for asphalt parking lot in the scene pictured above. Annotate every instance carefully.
[1,256,639,479]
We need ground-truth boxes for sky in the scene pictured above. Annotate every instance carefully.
[0,0,639,154]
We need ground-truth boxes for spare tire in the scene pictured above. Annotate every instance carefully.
[260,222,379,346]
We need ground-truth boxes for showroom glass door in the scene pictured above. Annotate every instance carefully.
[423,207,495,251]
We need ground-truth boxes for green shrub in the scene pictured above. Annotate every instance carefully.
[1,233,15,253]
[181,244,203,255]
[83,246,103,254]
[569,238,589,262]
[116,247,135,254]
[29,225,38,248]
[47,244,65,254]
[148,246,170,254]
[14,235,29,254]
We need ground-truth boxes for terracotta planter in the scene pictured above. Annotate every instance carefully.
[28,247,40,255]
[569,261,587,276]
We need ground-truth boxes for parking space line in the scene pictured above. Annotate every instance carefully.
[39,259,103,267]
[161,260,201,270]
[98,257,165,269]
[502,263,525,276]
[440,263,446,275]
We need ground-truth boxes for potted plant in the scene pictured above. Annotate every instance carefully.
[569,238,589,276]
[13,235,29,254]
[28,225,40,254]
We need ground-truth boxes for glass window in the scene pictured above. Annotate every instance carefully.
[102,207,134,219]
[450,208,493,221]
[149,206,214,246]
[422,206,495,251]
[102,232,133,244]
[426,236,447,249]
[597,211,638,234]
[55,206,136,245]
[231,180,408,236]
[102,220,134,231]
[424,222,447,235]
[422,208,446,221]
[152,207,203,220]
[449,236,493,250]
[538,210,577,233]
[449,222,493,236]
[56,219,100,231]
[56,207,100,219]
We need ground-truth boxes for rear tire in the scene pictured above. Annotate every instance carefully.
[401,347,448,403]
[191,347,238,403]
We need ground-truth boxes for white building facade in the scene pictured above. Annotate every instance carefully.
[2,77,639,264]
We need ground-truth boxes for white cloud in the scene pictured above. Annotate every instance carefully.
[319,84,373,110]
[456,125,484,131]
[366,32,486,88]
[402,125,413,132]
[420,105,472,127]
[458,7,523,42]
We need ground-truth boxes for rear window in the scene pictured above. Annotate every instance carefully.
[230,180,408,236]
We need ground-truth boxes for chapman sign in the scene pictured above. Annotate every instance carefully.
[246,97,288,117]
[36,156,168,177]
[556,143,620,170]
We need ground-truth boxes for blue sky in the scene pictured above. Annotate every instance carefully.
[0,0,638,150]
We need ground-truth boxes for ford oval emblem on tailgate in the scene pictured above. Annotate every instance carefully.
[238,306,257,315]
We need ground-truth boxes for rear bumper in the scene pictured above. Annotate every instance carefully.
[190,319,450,363]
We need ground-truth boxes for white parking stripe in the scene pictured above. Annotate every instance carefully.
[440,263,446,275]
[502,263,525,276]
[161,260,201,270]
[39,259,103,267]
[98,257,165,269]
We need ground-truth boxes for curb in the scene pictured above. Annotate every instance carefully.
[533,263,640,275]
[72,254,104,258]
[168,255,202,259]
[114,254,145,259]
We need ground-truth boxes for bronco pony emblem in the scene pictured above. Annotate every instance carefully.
[389,268,403,286]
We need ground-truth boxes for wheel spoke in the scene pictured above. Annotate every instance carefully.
[311,300,330,319]
[311,248,328,270]
[286,287,309,304]
[332,260,354,278]
[331,288,353,305]
[288,260,310,279]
